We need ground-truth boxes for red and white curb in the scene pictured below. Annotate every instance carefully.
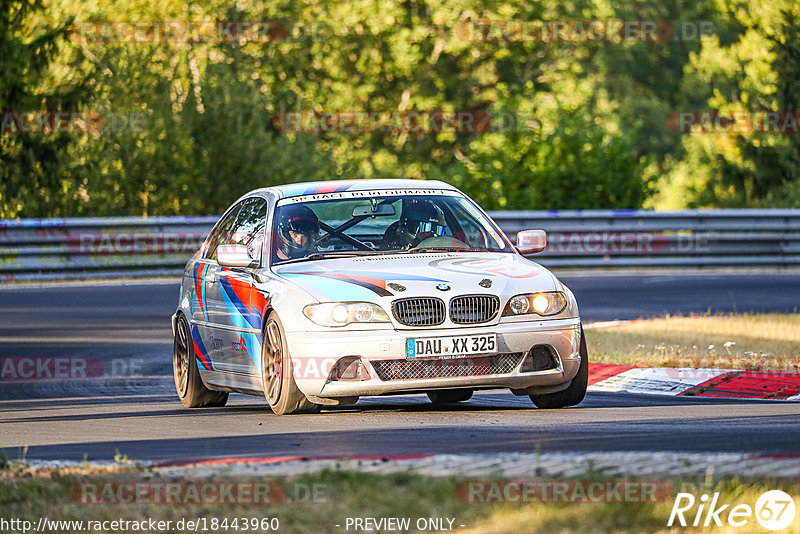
[22,452,800,479]
[588,363,800,400]
[151,452,800,479]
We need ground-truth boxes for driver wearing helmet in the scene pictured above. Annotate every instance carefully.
[275,204,320,260]
[383,199,448,250]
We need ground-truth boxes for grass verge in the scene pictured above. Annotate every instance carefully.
[0,467,798,533]
[586,313,800,371]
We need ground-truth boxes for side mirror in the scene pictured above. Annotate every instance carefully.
[516,230,547,255]
[217,244,257,268]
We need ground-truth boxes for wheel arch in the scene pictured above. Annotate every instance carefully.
[261,305,277,335]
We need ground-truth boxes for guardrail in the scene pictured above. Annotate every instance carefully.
[1,209,799,280]
[492,209,800,268]
[0,216,217,281]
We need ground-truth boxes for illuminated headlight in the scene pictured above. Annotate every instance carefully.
[303,302,390,326]
[502,292,567,317]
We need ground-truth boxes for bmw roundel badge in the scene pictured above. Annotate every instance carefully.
[436,283,451,291]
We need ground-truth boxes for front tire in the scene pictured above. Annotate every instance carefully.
[428,389,473,404]
[173,314,228,408]
[261,312,321,415]
[530,325,588,409]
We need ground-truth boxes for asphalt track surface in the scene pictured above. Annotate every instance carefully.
[1,272,799,463]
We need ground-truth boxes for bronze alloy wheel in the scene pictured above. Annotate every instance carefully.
[263,318,284,406]
[260,312,321,415]
[172,314,228,408]
[173,317,190,398]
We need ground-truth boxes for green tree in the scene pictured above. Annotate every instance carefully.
[0,0,89,217]
[4,0,748,217]
[655,0,800,207]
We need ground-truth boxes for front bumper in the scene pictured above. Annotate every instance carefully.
[285,318,582,398]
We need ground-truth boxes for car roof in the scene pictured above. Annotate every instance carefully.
[248,179,459,200]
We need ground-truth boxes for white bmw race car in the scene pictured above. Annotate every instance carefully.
[172,179,588,414]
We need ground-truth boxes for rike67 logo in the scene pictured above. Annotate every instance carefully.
[668,490,796,531]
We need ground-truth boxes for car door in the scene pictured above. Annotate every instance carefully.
[205,197,268,374]
[192,202,243,372]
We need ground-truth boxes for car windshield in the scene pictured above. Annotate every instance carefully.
[271,190,512,264]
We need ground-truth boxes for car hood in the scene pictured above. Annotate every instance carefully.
[271,252,559,303]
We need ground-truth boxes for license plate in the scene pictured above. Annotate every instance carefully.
[406,334,497,358]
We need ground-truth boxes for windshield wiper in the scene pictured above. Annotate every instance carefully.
[404,247,480,254]
[275,250,388,265]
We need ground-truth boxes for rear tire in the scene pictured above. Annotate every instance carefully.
[262,312,321,415]
[173,314,228,408]
[427,389,473,404]
[530,325,588,409]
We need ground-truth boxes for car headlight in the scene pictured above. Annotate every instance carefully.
[502,292,567,317]
[303,302,390,327]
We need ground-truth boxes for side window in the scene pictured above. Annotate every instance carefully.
[204,203,243,260]
[229,197,268,263]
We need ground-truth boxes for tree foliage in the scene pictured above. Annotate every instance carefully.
[0,0,797,217]
[0,0,89,217]
[652,0,800,208]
